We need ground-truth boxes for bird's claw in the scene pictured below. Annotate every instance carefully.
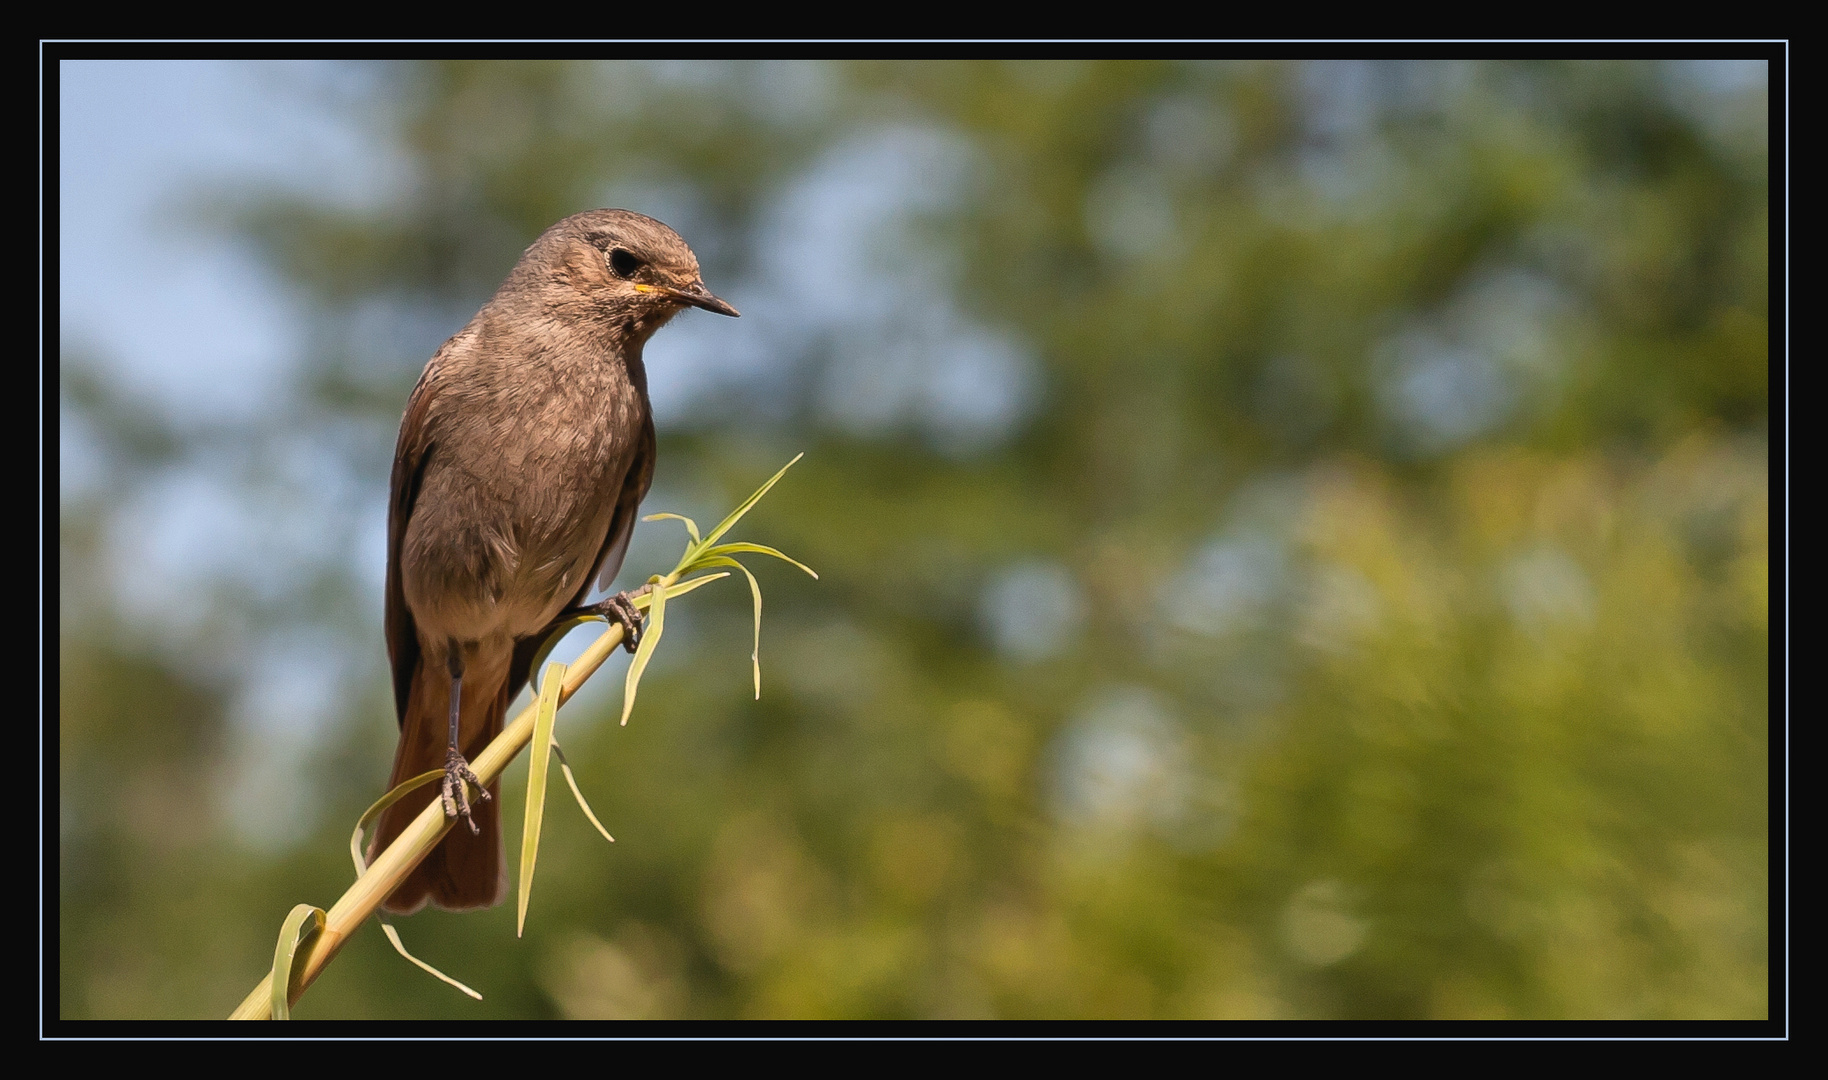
[441,747,490,835]
[590,587,650,654]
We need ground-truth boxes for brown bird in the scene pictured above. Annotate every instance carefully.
[370,209,738,914]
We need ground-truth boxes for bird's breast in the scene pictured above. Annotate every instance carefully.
[400,348,645,644]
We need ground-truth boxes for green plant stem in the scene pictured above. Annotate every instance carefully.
[228,575,708,1020]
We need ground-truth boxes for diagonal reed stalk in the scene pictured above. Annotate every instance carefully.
[229,456,812,1020]
[228,584,655,1019]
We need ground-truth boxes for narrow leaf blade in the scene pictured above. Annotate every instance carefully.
[738,562,764,698]
[552,741,615,844]
[518,661,567,938]
[699,452,803,549]
[684,557,768,698]
[644,571,727,605]
[620,578,667,726]
[700,541,818,579]
[381,921,483,1000]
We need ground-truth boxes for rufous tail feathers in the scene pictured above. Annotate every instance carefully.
[370,662,509,914]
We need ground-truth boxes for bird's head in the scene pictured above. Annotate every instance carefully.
[532,209,738,337]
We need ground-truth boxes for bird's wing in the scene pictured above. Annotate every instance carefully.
[507,412,655,709]
[590,409,657,597]
[384,360,441,727]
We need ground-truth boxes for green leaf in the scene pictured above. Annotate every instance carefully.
[381,922,482,1001]
[270,904,325,1020]
[350,769,444,875]
[698,452,804,551]
[698,541,818,580]
[620,576,667,726]
[237,458,813,1018]
[552,740,615,845]
[643,511,702,545]
[345,769,483,999]
[520,573,729,701]
[519,660,567,937]
[645,572,728,605]
[694,555,769,699]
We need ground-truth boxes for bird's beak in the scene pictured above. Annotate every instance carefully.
[639,281,740,317]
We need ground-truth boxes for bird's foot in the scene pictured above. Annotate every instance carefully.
[585,586,651,654]
[441,747,490,834]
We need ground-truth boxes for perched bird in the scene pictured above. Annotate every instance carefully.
[370,209,738,914]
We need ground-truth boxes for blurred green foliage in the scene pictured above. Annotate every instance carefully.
[58,59,1768,1019]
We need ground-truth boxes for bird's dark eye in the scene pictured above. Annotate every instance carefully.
[609,249,641,278]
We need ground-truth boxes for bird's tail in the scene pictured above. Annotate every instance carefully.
[370,660,509,914]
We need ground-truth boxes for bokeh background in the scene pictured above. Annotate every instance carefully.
[58,59,1770,1020]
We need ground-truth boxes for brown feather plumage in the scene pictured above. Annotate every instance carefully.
[370,209,736,913]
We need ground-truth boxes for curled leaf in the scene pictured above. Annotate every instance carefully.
[643,511,702,546]
[270,904,325,1020]
[351,769,444,875]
